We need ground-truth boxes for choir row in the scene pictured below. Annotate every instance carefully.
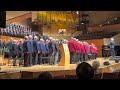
[68,37,98,63]
[0,36,98,66]
[0,23,32,38]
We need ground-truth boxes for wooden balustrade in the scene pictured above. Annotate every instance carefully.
[88,24,120,32]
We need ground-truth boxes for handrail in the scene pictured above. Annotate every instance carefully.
[90,17,120,27]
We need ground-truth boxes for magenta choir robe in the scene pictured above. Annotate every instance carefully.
[68,40,76,53]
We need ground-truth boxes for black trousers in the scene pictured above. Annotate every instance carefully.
[38,53,42,64]
[24,53,29,66]
[32,52,38,65]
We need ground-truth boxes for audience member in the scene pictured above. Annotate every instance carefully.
[38,71,53,79]
[76,62,94,79]
[92,61,100,74]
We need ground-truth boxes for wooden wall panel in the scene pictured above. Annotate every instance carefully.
[81,39,104,57]
[6,12,32,24]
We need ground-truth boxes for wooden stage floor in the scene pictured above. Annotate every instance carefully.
[0,57,117,73]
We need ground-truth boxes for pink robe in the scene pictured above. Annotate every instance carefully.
[68,40,76,53]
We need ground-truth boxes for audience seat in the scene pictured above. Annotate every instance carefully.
[54,75,65,79]
[49,70,65,77]
[93,73,102,79]
[21,71,34,79]
[65,75,78,79]
[8,72,22,79]
[0,72,11,79]
[102,72,118,79]
[117,72,120,79]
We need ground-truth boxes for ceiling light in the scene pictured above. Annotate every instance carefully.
[81,23,84,24]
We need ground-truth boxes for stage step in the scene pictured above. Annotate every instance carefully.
[109,56,120,60]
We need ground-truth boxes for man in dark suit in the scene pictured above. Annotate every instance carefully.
[23,36,29,67]
[38,39,44,64]
[28,35,34,66]
[54,39,59,65]
[18,39,24,66]
[48,37,56,65]
[109,38,115,57]
[8,38,14,59]
[0,39,3,55]
[12,40,18,66]
[32,36,39,65]
[45,39,50,58]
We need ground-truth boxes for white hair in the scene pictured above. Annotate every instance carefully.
[49,37,53,40]
[92,61,100,70]
[29,35,33,38]
[34,36,38,39]
[111,38,114,41]
[40,39,44,41]
[25,36,28,39]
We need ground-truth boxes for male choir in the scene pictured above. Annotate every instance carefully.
[68,37,98,64]
[0,36,63,67]
[0,23,32,38]
[0,34,98,67]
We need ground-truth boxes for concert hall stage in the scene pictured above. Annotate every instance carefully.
[0,58,118,73]
[0,57,120,79]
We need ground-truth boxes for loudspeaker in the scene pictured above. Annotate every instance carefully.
[0,11,6,28]
[115,60,119,63]
[103,61,110,66]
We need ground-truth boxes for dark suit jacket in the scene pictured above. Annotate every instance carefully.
[38,42,43,53]
[12,43,18,58]
[27,40,33,53]
[48,41,55,55]
[18,43,23,53]
[23,40,28,53]
[33,40,39,53]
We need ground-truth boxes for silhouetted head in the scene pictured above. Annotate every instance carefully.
[76,62,94,79]
[38,71,53,79]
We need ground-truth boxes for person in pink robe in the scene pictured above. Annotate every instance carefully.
[80,42,85,62]
[83,42,89,61]
[90,43,97,60]
[68,37,76,64]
